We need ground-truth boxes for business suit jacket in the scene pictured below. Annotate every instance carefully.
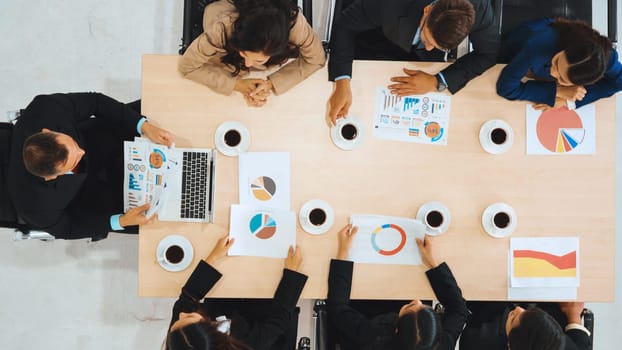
[459,301,590,350]
[169,261,308,350]
[496,18,622,108]
[178,0,326,96]
[326,259,469,350]
[328,0,500,93]
[8,93,141,239]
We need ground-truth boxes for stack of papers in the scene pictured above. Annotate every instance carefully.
[228,152,295,258]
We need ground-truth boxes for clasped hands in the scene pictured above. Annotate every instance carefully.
[235,78,273,107]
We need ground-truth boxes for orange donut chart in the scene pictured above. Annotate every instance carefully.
[371,224,407,256]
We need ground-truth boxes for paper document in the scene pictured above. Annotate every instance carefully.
[349,214,426,265]
[526,104,595,155]
[373,87,451,145]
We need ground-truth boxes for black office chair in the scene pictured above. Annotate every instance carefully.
[499,0,617,43]
[179,0,314,55]
[1,120,56,241]
[312,300,595,350]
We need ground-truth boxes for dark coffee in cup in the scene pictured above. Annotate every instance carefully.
[165,245,184,264]
[490,128,507,145]
[309,208,327,226]
[224,129,241,147]
[493,212,510,229]
[425,210,444,228]
[341,124,358,140]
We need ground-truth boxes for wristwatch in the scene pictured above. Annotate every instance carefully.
[436,74,447,92]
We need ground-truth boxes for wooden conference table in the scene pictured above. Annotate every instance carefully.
[139,54,615,301]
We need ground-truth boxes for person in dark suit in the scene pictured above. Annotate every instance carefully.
[496,18,622,110]
[327,224,469,350]
[7,93,173,240]
[459,301,590,350]
[327,0,500,123]
[166,236,307,350]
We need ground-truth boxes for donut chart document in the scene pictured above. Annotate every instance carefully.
[349,214,426,265]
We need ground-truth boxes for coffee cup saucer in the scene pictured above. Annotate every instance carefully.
[156,234,194,272]
[416,201,451,236]
[330,117,364,151]
[482,203,517,238]
[299,199,334,235]
[479,119,514,155]
[214,121,250,157]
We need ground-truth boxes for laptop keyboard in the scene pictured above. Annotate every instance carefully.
[180,151,208,219]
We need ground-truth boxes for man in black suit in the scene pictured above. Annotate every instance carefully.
[8,93,173,240]
[327,0,500,123]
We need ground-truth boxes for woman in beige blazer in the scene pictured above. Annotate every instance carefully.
[179,0,326,106]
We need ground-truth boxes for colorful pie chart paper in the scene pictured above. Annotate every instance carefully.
[239,152,290,209]
[229,204,295,258]
[526,105,595,155]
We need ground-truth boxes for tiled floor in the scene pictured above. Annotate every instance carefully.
[0,0,620,349]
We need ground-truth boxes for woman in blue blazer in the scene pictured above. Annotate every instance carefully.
[497,18,622,110]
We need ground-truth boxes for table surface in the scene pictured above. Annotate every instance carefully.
[139,54,615,301]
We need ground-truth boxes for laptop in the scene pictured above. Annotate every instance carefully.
[156,147,216,223]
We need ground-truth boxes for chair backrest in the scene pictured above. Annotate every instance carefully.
[0,122,18,228]
[500,0,592,37]
[179,0,314,55]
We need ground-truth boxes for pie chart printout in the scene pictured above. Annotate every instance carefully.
[536,108,585,153]
[249,213,277,240]
[251,176,277,201]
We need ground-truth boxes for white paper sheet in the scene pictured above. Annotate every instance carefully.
[228,204,296,258]
[349,214,426,265]
[508,286,577,300]
[509,237,580,288]
[525,104,595,155]
[373,87,451,145]
[239,152,290,210]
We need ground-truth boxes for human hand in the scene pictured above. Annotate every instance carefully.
[388,68,437,96]
[235,79,271,107]
[205,236,235,265]
[415,235,439,269]
[533,97,566,111]
[336,224,358,260]
[328,79,352,125]
[559,302,585,324]
[284,245,303,271]
[556,85,586,102]
[119,203,155,227]
[141,122,174,147]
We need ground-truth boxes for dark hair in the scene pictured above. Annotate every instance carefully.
[166,319,252,350]
[221,0,300,76]
[550,18,613,85]
[426,0,475,50]
[508,308,565,350]
[23,132,67,177]
[393,307,441,350]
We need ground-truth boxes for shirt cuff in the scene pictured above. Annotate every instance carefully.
[565,323,591,336]
[136,117,147,135]
[436,72,448,86]
[334,75,351,81]
[110,214,124,231]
